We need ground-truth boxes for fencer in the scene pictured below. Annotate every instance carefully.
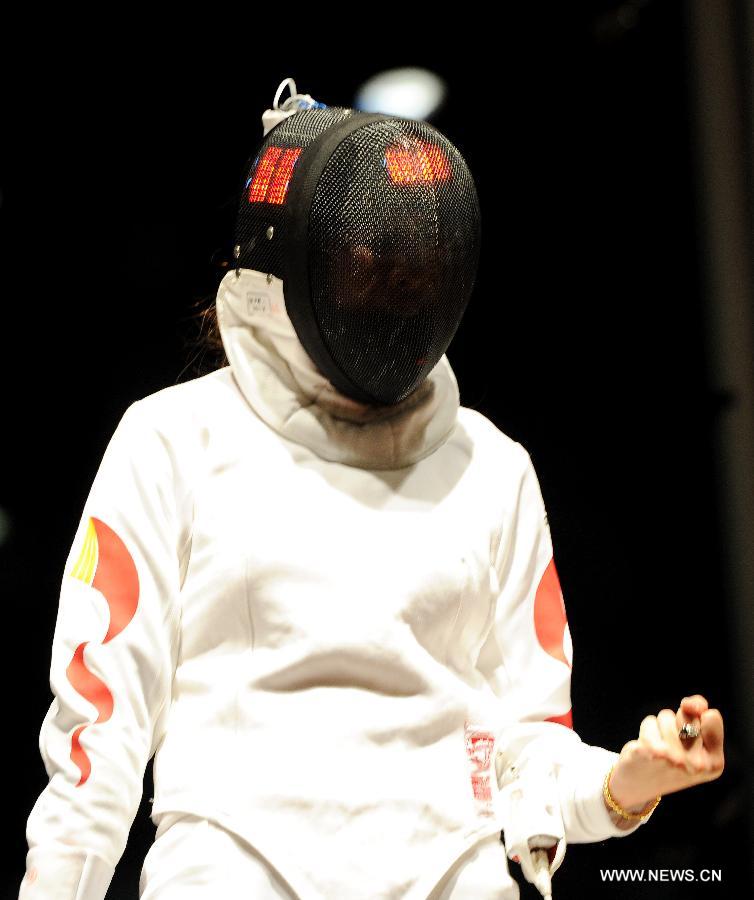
[19,79,724,900]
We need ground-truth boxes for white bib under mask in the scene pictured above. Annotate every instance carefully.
[216,267,461,470]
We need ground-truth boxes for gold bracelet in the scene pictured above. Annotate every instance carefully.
[603,765,661,821]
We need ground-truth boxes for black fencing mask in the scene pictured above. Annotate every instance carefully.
[234,106,481,406]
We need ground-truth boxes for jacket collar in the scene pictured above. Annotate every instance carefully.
[216,268,460,470]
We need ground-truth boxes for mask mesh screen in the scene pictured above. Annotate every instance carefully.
[308,118,480,403]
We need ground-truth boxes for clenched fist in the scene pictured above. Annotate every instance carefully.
[607,694,725,816]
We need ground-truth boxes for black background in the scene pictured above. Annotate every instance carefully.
[2,3,749,897]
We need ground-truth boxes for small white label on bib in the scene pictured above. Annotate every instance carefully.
[246,292,271,315]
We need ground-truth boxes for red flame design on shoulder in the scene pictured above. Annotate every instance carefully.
[66,517,139,785]
[546,709,573,729]
[534,557,574,729]
[534,558,569,667]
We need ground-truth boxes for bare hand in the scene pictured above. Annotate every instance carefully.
[608,695,725,811]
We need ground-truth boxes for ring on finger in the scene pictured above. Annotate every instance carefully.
[679,723,701,740]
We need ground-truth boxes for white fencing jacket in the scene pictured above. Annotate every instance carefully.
[20,269,653,899]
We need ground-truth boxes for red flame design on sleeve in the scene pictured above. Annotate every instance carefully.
[66,517,140,785]
[70,725,91,787]
[91,518,139,643]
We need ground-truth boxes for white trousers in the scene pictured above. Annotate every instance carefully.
[139,814,520,899]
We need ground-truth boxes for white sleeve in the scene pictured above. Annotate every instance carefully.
[19,400,191,899]
[476,444,655,844]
